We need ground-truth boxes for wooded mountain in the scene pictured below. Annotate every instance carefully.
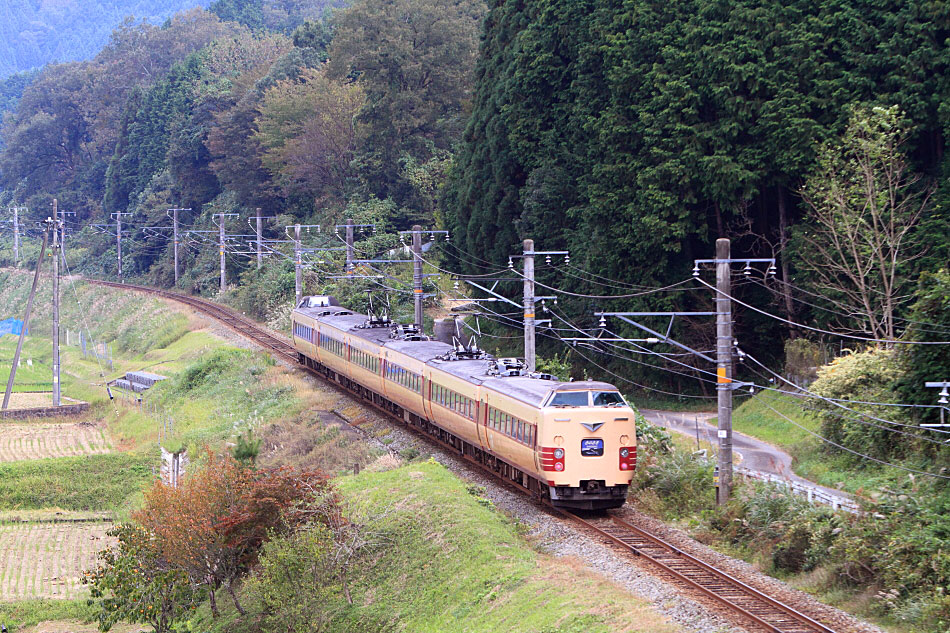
[0,0,213,79]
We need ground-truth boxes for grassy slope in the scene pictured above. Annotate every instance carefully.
[205,460,678,633]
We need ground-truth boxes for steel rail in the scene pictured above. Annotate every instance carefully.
[558,510,836,633]
[88,278,840,633]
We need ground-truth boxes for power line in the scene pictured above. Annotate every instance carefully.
[695,277,950,345]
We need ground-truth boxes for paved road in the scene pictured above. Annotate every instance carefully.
[640,409,850,501]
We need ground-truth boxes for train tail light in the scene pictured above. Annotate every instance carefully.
[540,447,565,472]
[619,446,636,471]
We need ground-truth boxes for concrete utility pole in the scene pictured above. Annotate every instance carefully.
[256,208,263,269]
[212,213,238,293]
[3,223,50,410]
[345,218,355,272]
[11,206,22,265]
[523,239,536,372]
[52,200,61,407]
[294,223,302,306]
[715,238,733,504]
[112,212,131,281]
[412,225,423,332]
[167,208,191,286]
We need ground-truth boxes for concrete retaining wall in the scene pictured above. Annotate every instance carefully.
[0,402,90,420]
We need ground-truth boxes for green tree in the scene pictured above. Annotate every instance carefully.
[796,105,933,342]
[84,523,205,633]
[328,0,486,213]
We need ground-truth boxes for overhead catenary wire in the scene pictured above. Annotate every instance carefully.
[748,276,950,336]
[695,277,950,345]
[753,393,950,481]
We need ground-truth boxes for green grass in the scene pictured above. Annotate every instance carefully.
[0,599,95,632]
[730,389,821,448]
[202,460,678,633]
[0,454,153,514]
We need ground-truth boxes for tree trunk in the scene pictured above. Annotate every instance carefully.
[227,581,247,615]
[208,586,219,619]
[714,201,724,237]
[777,187,797,336]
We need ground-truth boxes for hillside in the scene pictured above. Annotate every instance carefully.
[0,0,212,79]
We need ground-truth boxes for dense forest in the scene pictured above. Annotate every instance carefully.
[0,0,946,388]
[1,1,949,627]
[0,0,216,79]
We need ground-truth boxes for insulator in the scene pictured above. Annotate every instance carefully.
[541,299,547,312]
[743,262,751,276]
[553,297,558,305]
[599,315,607,328]
[545,255,552,265]
[508,258,514,269]
[564,254,570,264]
[453,280,459,290]
[692,264,700,277]
[940,387,949,398]
[430,233,435,241]
[444,234,450,243]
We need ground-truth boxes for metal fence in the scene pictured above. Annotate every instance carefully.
[736,466,861,514]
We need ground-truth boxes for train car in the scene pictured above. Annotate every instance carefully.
[291,298,636,510]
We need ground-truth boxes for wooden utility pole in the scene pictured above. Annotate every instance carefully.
[715,238,733,504]
[3,224,50,410]
[412,225,423,332]
[523,239,536,372]
[112,212,131,281]
[52,200,61,407]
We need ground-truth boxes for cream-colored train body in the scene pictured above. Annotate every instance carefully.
[291,296,636,510]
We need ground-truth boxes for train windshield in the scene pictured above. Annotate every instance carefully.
[547,391,627,407]
[592,391,626,407]
[549,391,590,407]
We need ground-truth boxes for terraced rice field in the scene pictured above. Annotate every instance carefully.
[0,521,113,600]
[0,423,111,462]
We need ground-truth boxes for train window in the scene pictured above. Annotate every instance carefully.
[592,391,626,407]
[549,391,590,407]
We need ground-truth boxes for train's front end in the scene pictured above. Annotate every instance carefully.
[537,382,637,510]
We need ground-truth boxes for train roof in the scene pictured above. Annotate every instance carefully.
[293,307,623,407]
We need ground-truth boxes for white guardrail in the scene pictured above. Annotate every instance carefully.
[736,467,861,514]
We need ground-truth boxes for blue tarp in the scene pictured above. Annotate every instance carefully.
[0,318,27,337]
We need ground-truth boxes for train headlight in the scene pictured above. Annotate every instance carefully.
[553,448,564,459]
[620,448,629,458]
[554,462,564,471]
[620,434,630,445]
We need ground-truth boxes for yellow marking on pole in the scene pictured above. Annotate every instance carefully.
[717,367,731,383]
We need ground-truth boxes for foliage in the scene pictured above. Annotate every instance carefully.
[0,1,217,79]
[634,412,673,458]
[231,430,262,464]
[256,66,364,206]
[631,450,712,518]
[328,0,486,211]
[535,353,571,380]
[895,269,950,424]
[795,105,933,340]
[443,0,950,385]
[134,451,334,616]
[84,523,205,633]
[784,338,823,386]
[807,348,929,462]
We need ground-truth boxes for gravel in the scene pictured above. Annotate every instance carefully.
[172,301,882,633]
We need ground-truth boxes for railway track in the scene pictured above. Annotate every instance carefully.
[89,278,842,633]
[561,511,837,633]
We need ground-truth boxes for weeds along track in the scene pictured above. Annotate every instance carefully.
[89,280,841,633]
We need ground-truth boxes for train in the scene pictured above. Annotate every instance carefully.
[291,296,637,510]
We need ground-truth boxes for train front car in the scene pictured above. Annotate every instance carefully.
[537,382,637,510]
